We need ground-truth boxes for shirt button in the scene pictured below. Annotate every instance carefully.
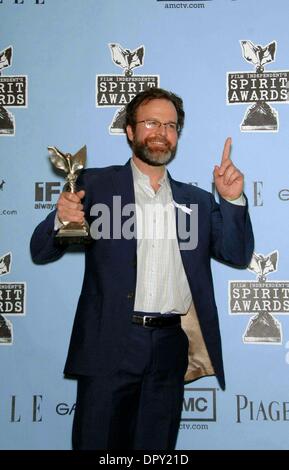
[127,292,134,299]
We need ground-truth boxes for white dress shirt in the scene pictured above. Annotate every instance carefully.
[131,159,192,314]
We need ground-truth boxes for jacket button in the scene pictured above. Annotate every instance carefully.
[127,292,134,299]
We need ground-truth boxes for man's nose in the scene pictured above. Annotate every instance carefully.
[158,123,168,135]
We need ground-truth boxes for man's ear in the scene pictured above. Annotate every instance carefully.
[126,125,134,142]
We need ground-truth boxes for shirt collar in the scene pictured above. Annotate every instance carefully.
[130,158,168,188]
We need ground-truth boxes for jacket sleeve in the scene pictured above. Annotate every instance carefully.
[210,194,254,267]
[30,210,67,264]
[30,170,89,264]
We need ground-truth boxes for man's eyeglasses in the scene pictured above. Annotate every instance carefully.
[135,120,179,133]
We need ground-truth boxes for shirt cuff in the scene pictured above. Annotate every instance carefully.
[54,213,64,231]
[224,193,246,206]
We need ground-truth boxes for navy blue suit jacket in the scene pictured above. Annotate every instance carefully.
[30,160,254,390]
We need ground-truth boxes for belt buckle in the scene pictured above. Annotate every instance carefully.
[143,316,152,328]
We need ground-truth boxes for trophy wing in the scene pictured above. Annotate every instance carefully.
[0,252,12,276]
[71,145,87,173]
[240,40,259,66]
[260,41,276,66]
[109,43,128,68]
[247,252,262,276]
[263,250,278,276]
[129,46,144,69]
[48,147,70,172]
[0,46,12,71]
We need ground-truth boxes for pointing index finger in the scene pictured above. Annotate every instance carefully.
[221,137,232,165]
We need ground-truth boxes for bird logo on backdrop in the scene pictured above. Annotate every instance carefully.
[109,43,144,77]
[241,40,276,74]
[0,253,12,276]
[0,46,12,72]
[247,250,278,282]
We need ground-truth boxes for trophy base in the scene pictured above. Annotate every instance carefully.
[0,317,12,344]
[241,102,278,132]
[55,222,91,245]
[241,124,278,132]
[243,312,281,344]
[244,336,281,343]
[110,107,126,134]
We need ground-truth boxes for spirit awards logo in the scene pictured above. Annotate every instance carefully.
[229,250,289,344]
[0,45,28,136]
[227,40,289,132]
[0,252,26,345]
[96,43,159,134]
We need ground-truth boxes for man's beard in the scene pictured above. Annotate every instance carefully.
[132,136,177,167]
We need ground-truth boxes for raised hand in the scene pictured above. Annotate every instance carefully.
[213,137,244,200]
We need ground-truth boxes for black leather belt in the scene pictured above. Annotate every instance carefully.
[132,314,180,328]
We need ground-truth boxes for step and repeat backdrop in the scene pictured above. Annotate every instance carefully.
[1,0,289,450]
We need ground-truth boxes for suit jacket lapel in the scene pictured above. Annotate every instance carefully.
[111,159,137,256]
[111,159,135,207]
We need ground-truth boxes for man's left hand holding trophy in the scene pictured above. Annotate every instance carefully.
[48,145,90,244]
